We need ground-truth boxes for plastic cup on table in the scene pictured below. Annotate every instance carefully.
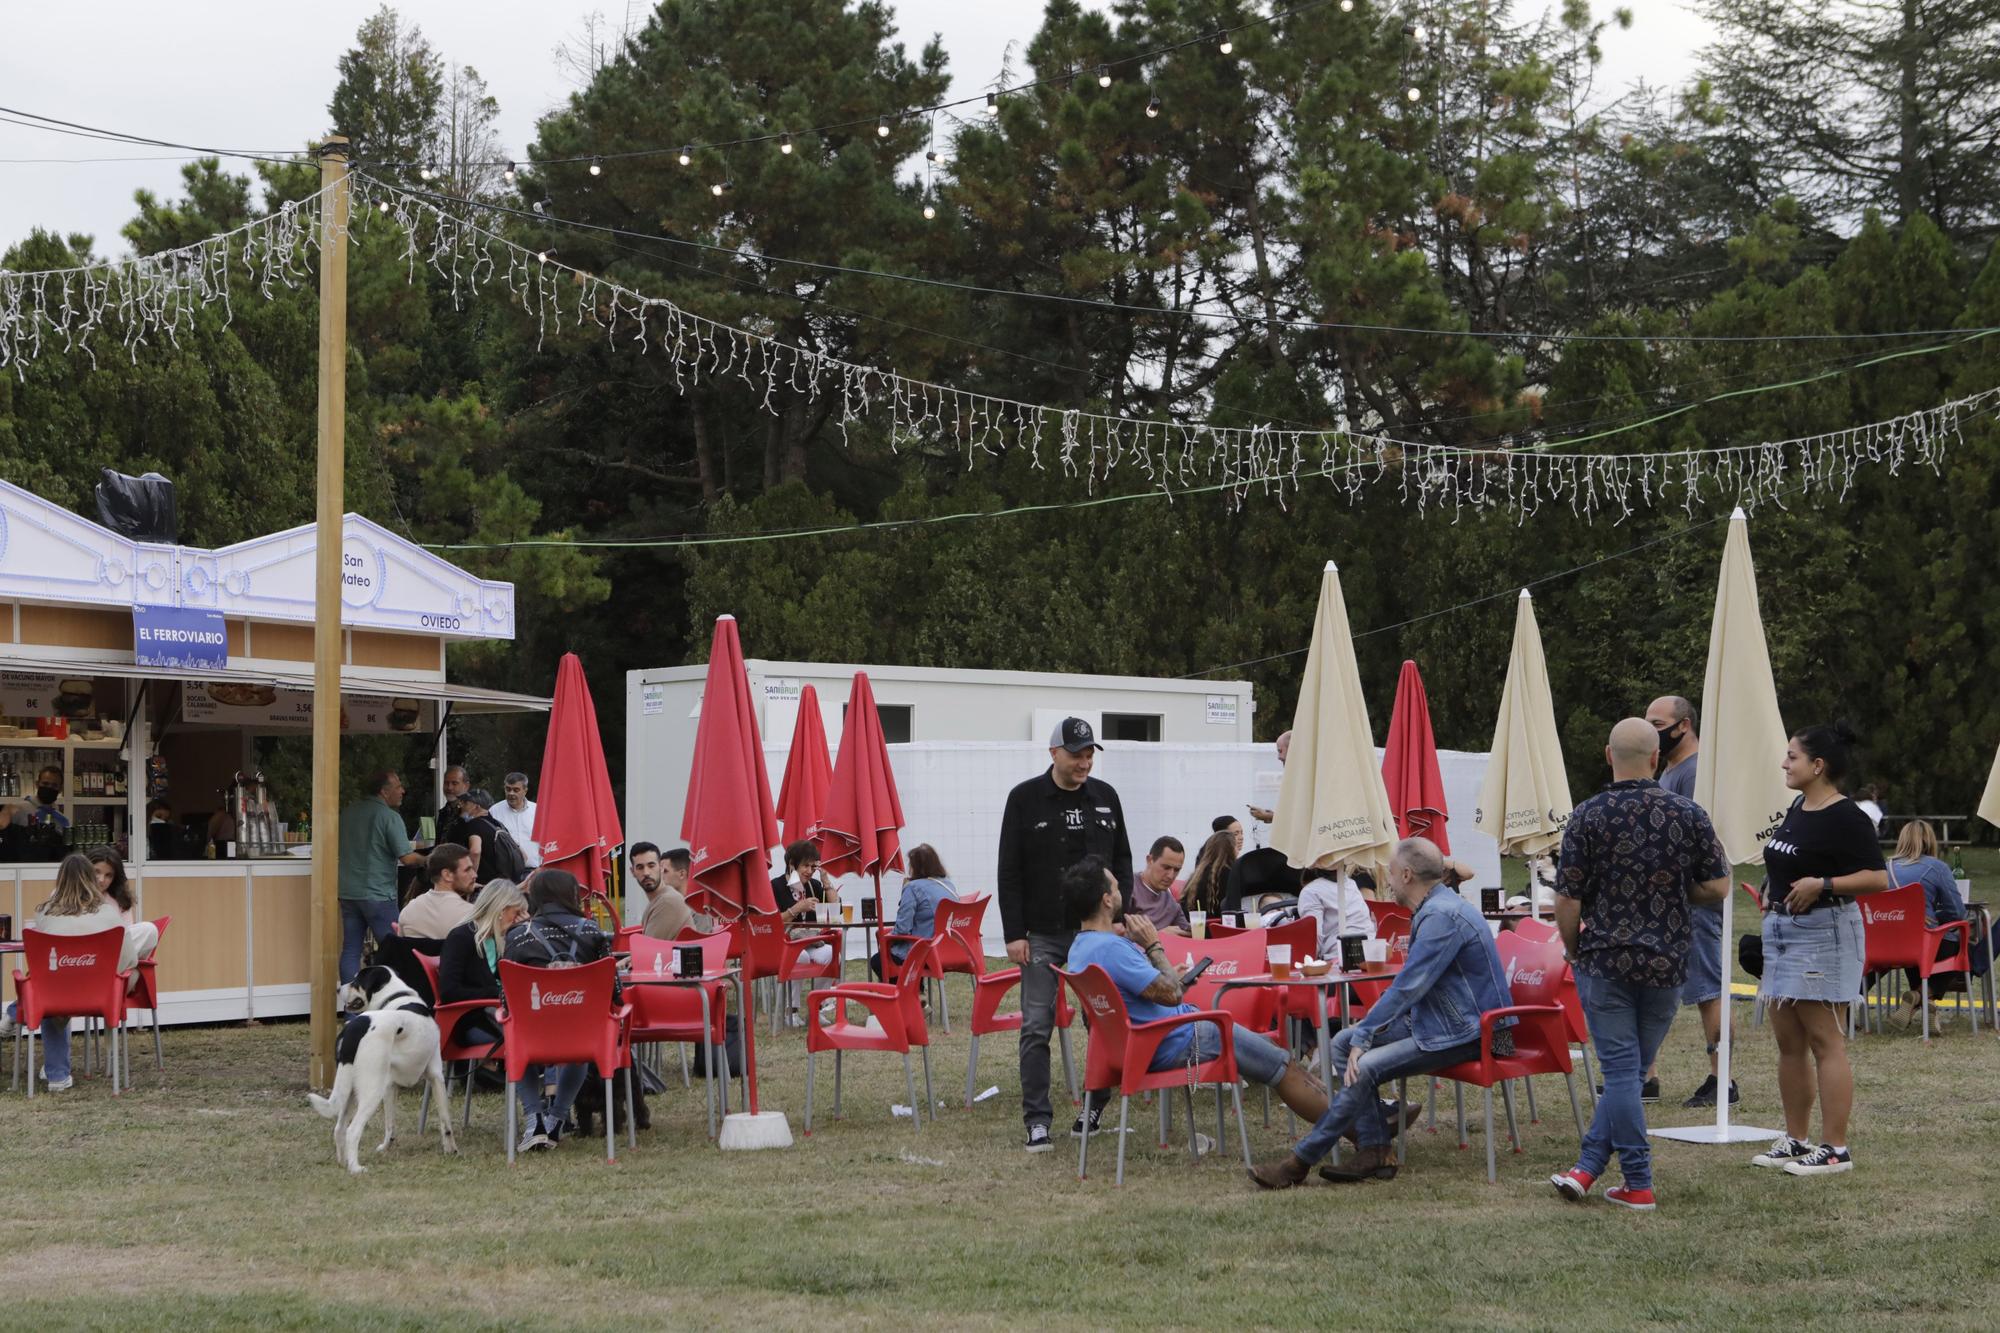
[1362,939,1389,972]
[1189,910,1207,940]
[1267,943,1291,980]
[842,903,854,923]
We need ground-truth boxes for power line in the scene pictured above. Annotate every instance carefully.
[0,104,306,166]
[390,180,2000,347]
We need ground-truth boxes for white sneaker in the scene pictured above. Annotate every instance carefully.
[44,1074,74,1092]
[1750,1135,1813,1168]
[0,1012,17,1039]
[1782,1144,1853,1176]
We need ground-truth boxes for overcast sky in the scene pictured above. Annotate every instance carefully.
[0,1,1714,257]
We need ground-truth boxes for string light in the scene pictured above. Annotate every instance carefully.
[417,165,434,181]
[536,249,551,262]
[1409,22,1429,43]
[1146,92,1162,118]
[1406,85,1422,102]
[877,116,892,138]
[677,145,692,167]
[502,160,516,184]
[588,156,603,176]
[1096,64,1113,88]
[710,179,732,197]
[922,198,937,220]
[985,92,999,117]
[377,199,389,213]
[1218,34,1234,55]
[779,132,793,155]
[1340,0,1353,10]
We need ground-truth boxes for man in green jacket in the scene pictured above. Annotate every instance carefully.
[338,769,425,983]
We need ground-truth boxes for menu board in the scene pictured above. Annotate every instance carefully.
[182,682,431,734]
[0,671,97,719]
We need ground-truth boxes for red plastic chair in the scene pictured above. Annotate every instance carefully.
[913,894,994,1032]
[735,910,841,1036]
[1059,963,1253,1184]
[1161,932,1288,1133]
[963,952,1079,1108]
[626,931,741,1136]
[1861,885,1978,1041]
[804,938,937,1134]
[496,957,633,1163]
[13,927,132,1098]
[1511,917,1559,945]
[1431,932,1582,1182]
[125,915,171,1074]
[412,951,503,1134]
[1365,898,1405,929]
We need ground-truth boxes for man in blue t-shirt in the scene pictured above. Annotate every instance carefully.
[1062,857,1328,1138]
[1645,693,1734,1110]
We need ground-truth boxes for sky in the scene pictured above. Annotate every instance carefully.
[0,1,1715,257]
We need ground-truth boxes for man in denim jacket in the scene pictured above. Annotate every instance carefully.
[1250,836,1514,1188]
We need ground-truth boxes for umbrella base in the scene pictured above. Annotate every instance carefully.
[719,1110,794,1151]
[1650,1122,1779,1144]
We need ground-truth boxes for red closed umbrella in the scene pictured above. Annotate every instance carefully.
[532,652,624,897]
[774,684,833,845]
[817,672,906,884]
[1382,659,1452,854]
[681,616,781,921]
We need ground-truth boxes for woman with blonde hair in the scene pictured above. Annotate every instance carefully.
[437,878,527,1049]
[0,853,159,1090]
[1884,820,1970,1029]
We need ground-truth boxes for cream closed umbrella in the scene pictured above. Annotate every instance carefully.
[1270,562,1399,932]
[1475,590,1573,910]
[1656,508,1785,1146]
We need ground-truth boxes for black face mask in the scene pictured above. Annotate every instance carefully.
[36,785,59,805]
[1654,726,1684,768]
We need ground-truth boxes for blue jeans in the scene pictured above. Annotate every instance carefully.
[339,898,401,985]
[1575,971,1679,1189]
[1293,1019,1480,1164]
[6,1003,70,1083]
[1170,1021,1290,1086]
[517,1063,591,1130]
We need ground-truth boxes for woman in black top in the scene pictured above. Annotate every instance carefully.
[438,879,526,1048]
[769,840,836,1025]
[1750,724,1888,1177]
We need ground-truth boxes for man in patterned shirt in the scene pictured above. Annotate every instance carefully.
[1549,718,1732,1211]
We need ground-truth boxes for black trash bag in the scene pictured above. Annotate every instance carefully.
[94,469,177,544]
[1738,932,1764,979]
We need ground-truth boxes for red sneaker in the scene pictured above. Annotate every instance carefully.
[1549,1168,1596,1201]
[1605,1186,1656,1211]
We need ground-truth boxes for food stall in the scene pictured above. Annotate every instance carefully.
[0,478,548,1024]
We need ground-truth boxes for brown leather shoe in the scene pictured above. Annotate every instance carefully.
[1318,1144,1399,1183]
[1247,1153,1313,1190]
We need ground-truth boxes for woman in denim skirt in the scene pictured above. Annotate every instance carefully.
[1751,723,1888,1177]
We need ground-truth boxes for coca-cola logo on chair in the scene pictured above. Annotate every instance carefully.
[50,948,98,970]
[528,980,589,1010]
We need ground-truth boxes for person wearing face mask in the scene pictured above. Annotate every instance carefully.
[1638,695,1735,1109]
[4,766,70,833]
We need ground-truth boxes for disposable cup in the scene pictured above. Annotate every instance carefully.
[1189,910,1208,940]
[1267,943,1291,979]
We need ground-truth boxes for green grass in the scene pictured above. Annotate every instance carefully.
[3,945,1997,1332]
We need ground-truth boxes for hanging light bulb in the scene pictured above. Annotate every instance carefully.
[502,160,517,184]
[925,149,939,165]
[678,145,692,167]
[923,199,937,220]
[1097,64,1113,88]
[537,249,551,262]
[1340,0,1353,10]
[1218,34,1234,55]
[1406,84,1423,102]
[377,199,390,214]
[779,132,793,155]
[985,92,999,117]
[588,156,603,176]
[1412,22,1429,43]
[417,165,434,181]
[1146,92,1162,118]
[711,179,733,197]
[877,115,893,138]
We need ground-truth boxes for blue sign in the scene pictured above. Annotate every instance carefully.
[133,605,228,671]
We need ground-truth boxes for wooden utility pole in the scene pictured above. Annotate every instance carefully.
[309,136,351,1088]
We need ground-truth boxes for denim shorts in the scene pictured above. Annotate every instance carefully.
[1760,902,1863,1006]
[1156,1021,1289,1087]
[1681,902,1726,1005]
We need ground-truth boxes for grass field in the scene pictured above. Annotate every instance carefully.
[4,913,1997,1333]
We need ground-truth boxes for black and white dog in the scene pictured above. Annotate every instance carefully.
[307,965,458,1174]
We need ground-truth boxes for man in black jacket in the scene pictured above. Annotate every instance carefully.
[997,717,1133,1152]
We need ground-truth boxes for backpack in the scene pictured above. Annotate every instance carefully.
[482,824,530,884]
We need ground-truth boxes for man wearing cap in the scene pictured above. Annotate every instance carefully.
[997,717,1134,1153]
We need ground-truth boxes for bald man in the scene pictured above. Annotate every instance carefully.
[1247,730,1293,824]
[1549,719,1731,1211]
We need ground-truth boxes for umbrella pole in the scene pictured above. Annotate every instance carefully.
[1651,884,1777,1144]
